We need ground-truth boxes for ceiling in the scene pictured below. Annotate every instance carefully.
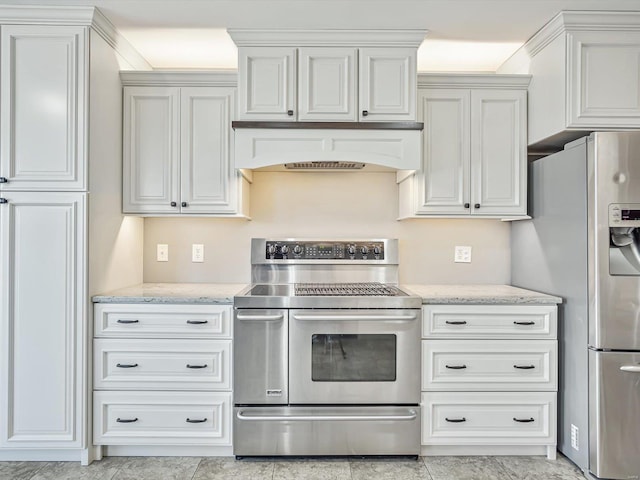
[10,0,640,70]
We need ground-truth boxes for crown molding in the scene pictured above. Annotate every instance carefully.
[227,28,427,47]
[120,70,238,87]
[418,73,531,89]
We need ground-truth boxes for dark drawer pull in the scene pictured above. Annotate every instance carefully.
[445,320,467,325]
[513,321,535,325]
[117,319,139,324]
[186,320,208,325]
[445,365,467,370]
[116,418,138,423]
[186,418,207,423]
[0,198,7,204]
[116,363,139,368]
[287,110,294,116]
[513,417,535,423]
[514,365,536,370]
[445,417,466,423]
[464,203,470,209]
[170,201,177,207]
[474,203,480,209]
[186,364,208,369]
[0,177,7,183]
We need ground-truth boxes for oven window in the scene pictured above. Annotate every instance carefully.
[311,334,396,381]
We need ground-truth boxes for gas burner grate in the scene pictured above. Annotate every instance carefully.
[294,282,400,296]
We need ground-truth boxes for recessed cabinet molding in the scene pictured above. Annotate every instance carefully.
[121,71,250,217]
[398,74,530,219]
[229,29,425,122]
[498,11,640,150]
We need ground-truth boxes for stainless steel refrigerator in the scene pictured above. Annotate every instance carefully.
[512,132,640,480]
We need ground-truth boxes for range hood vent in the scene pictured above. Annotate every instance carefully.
[284,161,366,170]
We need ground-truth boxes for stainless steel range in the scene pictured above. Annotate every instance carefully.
[233,238,421,457]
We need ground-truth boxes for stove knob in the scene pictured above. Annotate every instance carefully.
[347,245,357,255]
[293,244,303,255]
[360,245,369,255]
[267,244,276,256]
[373,246,381,255]
[280,245,289,255]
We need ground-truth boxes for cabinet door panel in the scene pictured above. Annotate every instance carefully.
[568,31,640,127]
[359,48,416,121]
[238,47,296,121]
[123,87,180,214]
[298,47,356,121]
[0,192,85,447]
[470,90,527,216]
[416,89,470,214]
[180,87,236,213]
[0,26,86,191]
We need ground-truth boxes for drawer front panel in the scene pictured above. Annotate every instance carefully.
[421,392,556,445]
[94,391,231,445]
[94,304,231,338]
[423,305,557,339]
[94,339,231,390]
[422,340,557,391]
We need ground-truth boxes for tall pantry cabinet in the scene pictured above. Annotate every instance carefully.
[0,6,147,463]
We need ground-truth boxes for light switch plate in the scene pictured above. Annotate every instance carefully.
[192,244,204,263]
[454,245,472,263]
[157,244,169,262]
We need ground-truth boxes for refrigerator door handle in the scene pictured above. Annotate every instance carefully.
[620,365,640,373]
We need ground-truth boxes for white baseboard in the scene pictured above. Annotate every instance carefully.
[103,445,233,457]
[0,449,84,462]
[421,444,555,458]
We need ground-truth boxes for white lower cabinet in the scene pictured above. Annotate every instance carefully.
[421,304,558,458]
[92,304,233,449]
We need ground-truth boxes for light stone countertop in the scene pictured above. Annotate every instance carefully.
[92,283,248,304]
[401,284,562,305]
[93,283,562,305]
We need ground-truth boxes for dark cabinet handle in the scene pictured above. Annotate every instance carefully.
[116,418,138,423]
[170,201,177,207]
[0,177,7,183]
[181,201,188,207]
[186,418,207,423]
[362,110,369,117]
[116,363,139,368]
[445,320,467,325]
[514,365,536,370]
[445,417,466,423]
[186,320,208,325]
[0,198,7,204]
[186,364,208,369]
[474,203,480,209]
[117,319,139,324]
[287,110,294,116]
[513,321,535,325]
[445,365,467,370]
[464,203,470,209]
[513,417,535,423]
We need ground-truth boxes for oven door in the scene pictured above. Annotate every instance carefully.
[289,309,420,404]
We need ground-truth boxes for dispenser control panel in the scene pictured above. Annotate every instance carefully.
[610,204,640,227]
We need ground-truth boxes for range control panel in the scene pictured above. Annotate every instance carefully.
[264,241,385,260]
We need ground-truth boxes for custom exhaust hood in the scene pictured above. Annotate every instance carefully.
[229,28,427,172]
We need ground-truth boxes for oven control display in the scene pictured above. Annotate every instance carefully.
[265,241,384,260]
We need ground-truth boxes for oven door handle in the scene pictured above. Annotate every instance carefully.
[292,314,417,322]
[236,409,418,422]
[236,314,284,322]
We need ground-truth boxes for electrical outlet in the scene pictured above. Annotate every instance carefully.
[192,244,204,263]
[571,424,579,450]
[157,244,169,262]
[454,245,472,263]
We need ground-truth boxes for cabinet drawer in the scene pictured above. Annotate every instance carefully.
[421,392,556,445]
[94,339,231,390]
[421,339,557,391]
[93,391,231,445]
[422,305,557,339]
[94,304,231,338]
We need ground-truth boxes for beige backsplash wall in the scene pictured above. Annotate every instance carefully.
[143,171,511,284]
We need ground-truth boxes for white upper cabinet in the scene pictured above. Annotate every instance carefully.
[229,29,426,123]
[399,74,530,219]
[498,11,640,149]
[359,48,416,121]
[0,25,86,191]
[121,73,249,217]
[238,47,296,121]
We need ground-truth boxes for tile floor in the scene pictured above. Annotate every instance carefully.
[0,454,588,480]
